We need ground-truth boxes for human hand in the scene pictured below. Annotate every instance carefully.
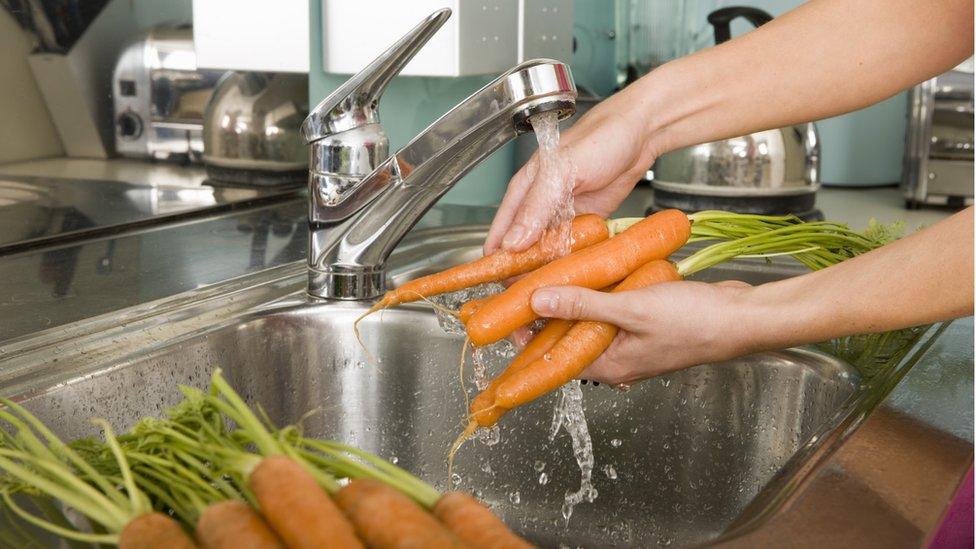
[484,94,659,254]
[528,280,758,385]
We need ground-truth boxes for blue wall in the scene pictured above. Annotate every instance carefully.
[308,2,514,206]
[725,0,907,186]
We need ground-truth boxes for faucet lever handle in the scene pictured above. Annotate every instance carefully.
[301,8,451,143]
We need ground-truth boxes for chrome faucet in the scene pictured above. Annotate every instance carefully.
[301,8,576,300]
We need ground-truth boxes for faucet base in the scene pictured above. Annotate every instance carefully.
[308,267,385,300]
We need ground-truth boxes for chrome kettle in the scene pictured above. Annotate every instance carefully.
[652,7,820,216]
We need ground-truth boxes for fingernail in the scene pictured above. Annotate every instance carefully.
[502,225,527,250]
[532,290,559,314]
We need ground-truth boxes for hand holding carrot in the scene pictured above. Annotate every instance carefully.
[527,280,755,386]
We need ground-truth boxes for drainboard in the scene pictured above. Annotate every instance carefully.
[0,229,863,548]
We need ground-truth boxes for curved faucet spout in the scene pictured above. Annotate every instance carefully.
[303,9,576,300]
[308,59,576,300]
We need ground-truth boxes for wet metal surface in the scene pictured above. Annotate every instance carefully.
[0,175,298,253]
[3,225,968,547]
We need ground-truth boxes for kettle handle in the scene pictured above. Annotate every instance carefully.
[707,6,774,45]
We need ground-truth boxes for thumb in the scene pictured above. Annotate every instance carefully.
[530,286,628,324]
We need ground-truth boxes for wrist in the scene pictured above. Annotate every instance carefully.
[728,278,818,356]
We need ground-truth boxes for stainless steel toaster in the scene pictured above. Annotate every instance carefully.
[113,26,226,163]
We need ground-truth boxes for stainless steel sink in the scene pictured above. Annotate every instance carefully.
[0,227,886,547]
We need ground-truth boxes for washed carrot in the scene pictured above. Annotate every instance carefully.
[336,478,464,549]
[494,260,680,410]
[433,492,534,549]
[469,319,575,427]
[371,214,608,311]
[119,513,198,549]
[465,209,691,346]
[195,501,283,549]
[458,296,490,324]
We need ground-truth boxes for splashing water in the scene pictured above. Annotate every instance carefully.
[549,380,598,523]
[429,283,505,334]
[528,111,575,259]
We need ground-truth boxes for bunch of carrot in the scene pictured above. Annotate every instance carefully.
[0,370,534,549]
[350,209,894,454]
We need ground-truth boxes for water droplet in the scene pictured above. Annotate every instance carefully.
[538,472,549,485]
[610,438,622,448]
[508,490,521,504]
[533,460,546,472]
[389,456,398,464]
[602,464,617,480]
[477,425,501,446]
[451,473,461,487]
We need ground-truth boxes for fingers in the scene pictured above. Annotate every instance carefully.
[484,158,538,254]
[510,326,533,348]
[530,286,634,326]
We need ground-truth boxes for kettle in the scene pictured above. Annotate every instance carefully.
[202,72,309,187]
[652,7,821,217]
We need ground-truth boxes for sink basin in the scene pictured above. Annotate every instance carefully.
[0,227,864,547]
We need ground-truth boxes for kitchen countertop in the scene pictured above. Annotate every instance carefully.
[0,179,960,342]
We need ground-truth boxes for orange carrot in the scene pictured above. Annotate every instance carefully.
[469,319,575,427]
[433,492,534,549]
[372,214,608,310]
[249,456,363,549]
[458,297,490,324]
[336,478,464,549]
[119,512,198,549]
[195,501,284,549]
[494,260,681,410]
[465,210,690,346]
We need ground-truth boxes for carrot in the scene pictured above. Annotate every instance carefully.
[494,260,681,410]
[336,478,464,549]
[465,209,691,346]
[469,318,575,427]
[433,492,534,549]
[371,214,608,311]
[458,296,490,324]
[201,374,365,549]
[119,512,198,549]
[246,456,362,549]
[195,500,283,549]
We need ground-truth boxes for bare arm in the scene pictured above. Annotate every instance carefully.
[486,0,974,252]
[740,208,974,350]
[527,208,974,384]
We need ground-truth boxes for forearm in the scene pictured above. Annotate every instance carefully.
[739,209,974,351]
[626,0,974,157]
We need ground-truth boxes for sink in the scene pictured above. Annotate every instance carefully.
[0,227,869,547]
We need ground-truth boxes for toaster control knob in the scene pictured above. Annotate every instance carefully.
[117,111,143,140]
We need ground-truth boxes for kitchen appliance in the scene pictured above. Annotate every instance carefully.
[202,72,309,187]
[902,58,975,208]
[113,26,225,163]
[651,7,820,217]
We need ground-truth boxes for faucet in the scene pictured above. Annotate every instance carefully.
[301,8,577,300]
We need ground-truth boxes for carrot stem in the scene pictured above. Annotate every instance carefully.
[1,492,117,544]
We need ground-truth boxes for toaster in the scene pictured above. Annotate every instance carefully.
[113,26,226,163]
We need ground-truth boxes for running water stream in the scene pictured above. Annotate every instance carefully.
[434,111,599,524]
[528,111,575,259]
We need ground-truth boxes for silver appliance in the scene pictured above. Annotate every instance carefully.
[202,72,309,187]
[652,7,820,217]
[301,8,576,300]
[113,27,226,163]
[903,59,975,208]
